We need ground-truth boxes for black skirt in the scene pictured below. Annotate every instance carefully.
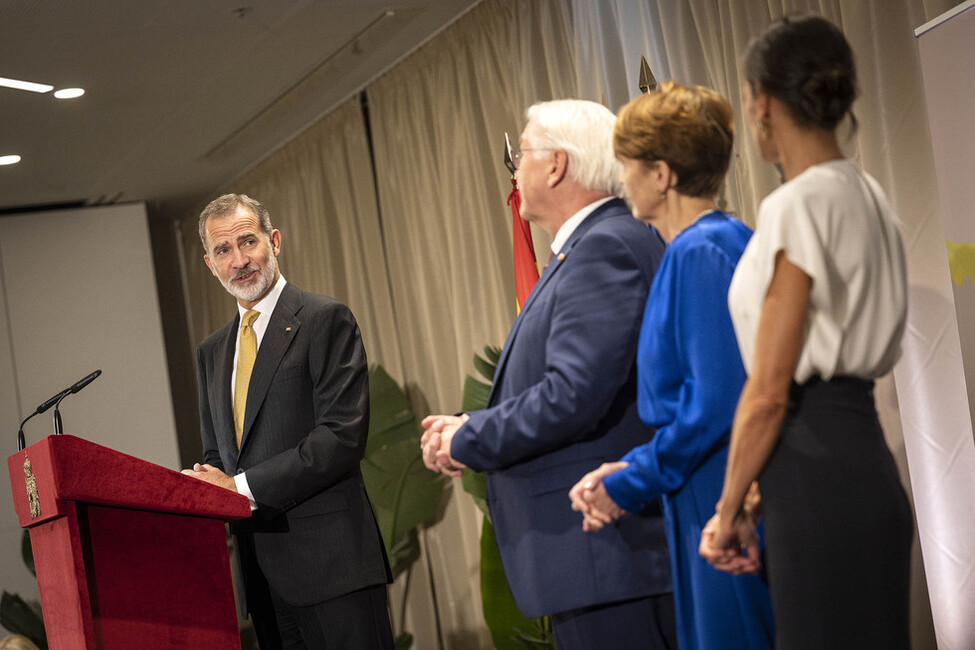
[759,376,913,650]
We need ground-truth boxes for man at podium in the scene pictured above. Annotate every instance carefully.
[183,194,393,649]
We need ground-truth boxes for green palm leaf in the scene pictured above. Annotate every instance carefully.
[361,365,446,579]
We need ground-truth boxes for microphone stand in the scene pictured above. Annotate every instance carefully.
[16,388,69,451]
[14,369,101,451]
[53,396,66,435]
[17,417,29,452]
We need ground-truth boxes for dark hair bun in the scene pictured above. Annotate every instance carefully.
[798,68,856,129]
[745,14,858,131]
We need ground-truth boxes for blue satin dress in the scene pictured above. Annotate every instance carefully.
[604,212,774,650]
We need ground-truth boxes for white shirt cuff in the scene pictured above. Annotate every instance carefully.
[233,472,258,511]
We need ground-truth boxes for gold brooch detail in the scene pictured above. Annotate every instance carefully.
[23,455,40,519]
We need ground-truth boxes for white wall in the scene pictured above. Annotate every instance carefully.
[0,203,179,604]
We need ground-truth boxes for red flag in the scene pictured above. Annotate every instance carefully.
[508,178,539,310]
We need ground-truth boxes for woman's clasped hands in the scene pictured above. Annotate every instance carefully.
[568,461,629,532]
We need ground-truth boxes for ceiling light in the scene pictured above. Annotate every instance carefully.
[54,88,85,99]
[0,77,53,93]
[0,155,22,166]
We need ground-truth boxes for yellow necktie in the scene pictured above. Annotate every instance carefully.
[234,309,260,448]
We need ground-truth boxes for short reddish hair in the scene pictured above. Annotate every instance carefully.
[614,82,734,198]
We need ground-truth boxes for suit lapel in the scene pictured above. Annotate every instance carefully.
[489,253,561,400]
[238,284,302,454]
[214,318,239,460]
[488,199,626,404]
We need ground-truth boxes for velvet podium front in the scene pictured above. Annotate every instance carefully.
[7,434,250,649]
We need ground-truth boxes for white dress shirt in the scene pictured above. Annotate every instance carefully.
[231,273,288,505]
[549,196,615,255]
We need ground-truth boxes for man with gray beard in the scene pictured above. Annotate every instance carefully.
[183,194,392,649]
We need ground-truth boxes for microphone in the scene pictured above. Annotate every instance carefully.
[67,369,102,395]
[35,388,72,415]
[53,370,102,435]
[17,370,102,451]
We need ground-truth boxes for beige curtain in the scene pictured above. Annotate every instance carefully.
[367,0,579,419]
[178,0,959,647]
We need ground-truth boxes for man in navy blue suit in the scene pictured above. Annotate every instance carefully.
[421,100,675,649]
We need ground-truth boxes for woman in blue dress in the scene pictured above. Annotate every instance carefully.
[569,82,774,650]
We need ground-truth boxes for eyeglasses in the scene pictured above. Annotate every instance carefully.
[511,147,556,169]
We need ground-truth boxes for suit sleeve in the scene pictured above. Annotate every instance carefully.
[197,345,225,470]
[240,302,370,510]
[452,226,655,471]
[604,241,746,510]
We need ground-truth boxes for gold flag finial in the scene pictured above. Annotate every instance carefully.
[639,54,657,94]
[504,132,516,177]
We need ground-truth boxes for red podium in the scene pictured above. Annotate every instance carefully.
[7,435,250,649]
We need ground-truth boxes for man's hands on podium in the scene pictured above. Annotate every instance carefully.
[181,463,238,492]
[420,413,469,477]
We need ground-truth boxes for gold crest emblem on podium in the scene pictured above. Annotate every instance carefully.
[24,455,41,519]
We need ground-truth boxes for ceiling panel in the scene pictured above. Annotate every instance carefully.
[0,0,480,216]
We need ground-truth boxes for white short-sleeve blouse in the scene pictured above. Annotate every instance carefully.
[728,159,907,383]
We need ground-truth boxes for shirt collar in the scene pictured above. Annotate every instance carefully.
[237,273,287,324]
[550,196,614,254]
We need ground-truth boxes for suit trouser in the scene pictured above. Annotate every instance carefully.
[550,593,677,650]
[240,534,393,650]
[266,583,393,650]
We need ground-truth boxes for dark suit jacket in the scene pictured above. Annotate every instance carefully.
[197,282,391,608]
[452,199,672,618]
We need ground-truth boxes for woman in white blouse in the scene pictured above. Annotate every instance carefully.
[700,14,913,649]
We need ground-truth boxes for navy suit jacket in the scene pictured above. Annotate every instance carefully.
[452,198,672,618]
[196,282,391,608]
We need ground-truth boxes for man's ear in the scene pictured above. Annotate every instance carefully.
[204,254,217,277]
[269,229,282,256]
[547,149,568,188]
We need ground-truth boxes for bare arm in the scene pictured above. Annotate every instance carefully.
[704,252,811,560]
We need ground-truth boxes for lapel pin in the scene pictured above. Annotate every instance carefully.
[285,327,292,332]
[557,253,565,261]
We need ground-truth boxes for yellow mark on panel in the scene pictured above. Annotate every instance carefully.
[946,240,975,286]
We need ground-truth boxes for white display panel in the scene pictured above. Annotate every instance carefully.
[0,203,179,603]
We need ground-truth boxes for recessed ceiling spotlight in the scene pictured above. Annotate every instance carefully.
[54,88,85,99]
[0,76,53,93]
[0,155,22,166]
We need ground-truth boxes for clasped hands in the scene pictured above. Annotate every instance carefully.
[698,482,763,575]
[420,413,470,477]
[568,462,629,532]
[569,464,763,576]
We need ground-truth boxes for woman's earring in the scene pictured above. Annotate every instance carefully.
[757,119,770,139]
